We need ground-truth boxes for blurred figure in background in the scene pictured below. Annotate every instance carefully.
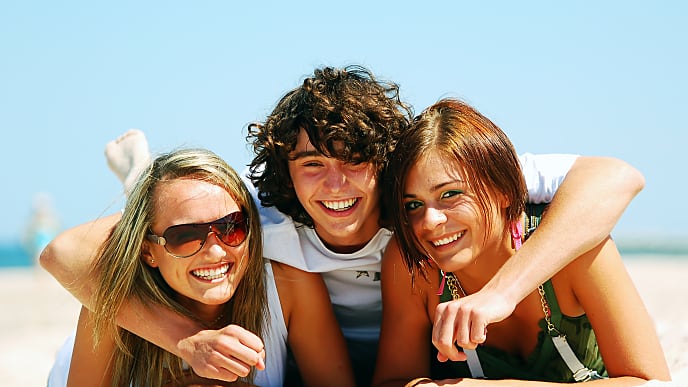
[24,192,61,263]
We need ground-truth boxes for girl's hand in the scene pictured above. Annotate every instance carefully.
[177,325,266,382]
[432,288,515,361]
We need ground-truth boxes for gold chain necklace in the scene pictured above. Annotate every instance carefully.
[445,272,467,300]
[208,311,226,328]
[444,271,487,379]
[537,284,561,336]
[446,274,556,334]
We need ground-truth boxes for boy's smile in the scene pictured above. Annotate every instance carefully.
[288,129,381,253]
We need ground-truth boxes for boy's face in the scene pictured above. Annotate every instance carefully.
[287,129,381,253]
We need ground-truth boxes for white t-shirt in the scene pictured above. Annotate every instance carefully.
[242,153,578,342]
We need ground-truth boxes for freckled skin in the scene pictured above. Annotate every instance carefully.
[403,151,511,277]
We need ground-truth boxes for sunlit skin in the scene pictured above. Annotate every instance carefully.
[288,129,381,253]
[403,151,514,286]
[143,179,248,324]
[402,151,547,359]
[373,148,671,385]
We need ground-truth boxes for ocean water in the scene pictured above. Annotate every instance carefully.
[0,241,35,267]
[1,239,687,269]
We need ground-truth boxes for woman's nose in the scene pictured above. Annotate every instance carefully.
[422,206,447,230]
[203,232,227,257]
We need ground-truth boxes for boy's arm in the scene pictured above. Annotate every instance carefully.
[499,156,645,300]
[453,156,645,348]
[40,213,119,302]
[39,214,265,382]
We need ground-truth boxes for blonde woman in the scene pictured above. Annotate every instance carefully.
[50,148,354,386]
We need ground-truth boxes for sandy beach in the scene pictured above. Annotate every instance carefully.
[1,257,686,386]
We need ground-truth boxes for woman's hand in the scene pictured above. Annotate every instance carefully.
[432,288,515,362]
[177,325,266,382]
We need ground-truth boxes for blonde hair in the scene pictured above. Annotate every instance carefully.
[90,148,267,386]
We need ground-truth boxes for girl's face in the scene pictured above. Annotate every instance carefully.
[402,150,505,273]
[144,178,249,321]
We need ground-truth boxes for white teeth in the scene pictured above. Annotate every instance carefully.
[192,263,230,281]
[322,198,357,211]
[432,232,465,247]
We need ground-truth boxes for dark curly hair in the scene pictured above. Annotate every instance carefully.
[247,65,413,227]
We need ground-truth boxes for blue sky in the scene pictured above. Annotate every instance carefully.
[2,1,686,248]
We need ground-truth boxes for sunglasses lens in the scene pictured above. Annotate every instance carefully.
[214,212,247,247]
[163,225,206,257]
[156,211,248,258]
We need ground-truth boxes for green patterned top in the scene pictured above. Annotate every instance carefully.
[431,204,608,382]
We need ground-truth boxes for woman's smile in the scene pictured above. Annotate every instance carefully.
[190,262,232,282]
[430,230,466,248]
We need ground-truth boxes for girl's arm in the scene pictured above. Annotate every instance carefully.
[381,241,670,387]
[40,215,265,382]
[271,261,355,387]
[569,238,671,383]
[372,238,436,387]
[440,239,671,386]
[67,306,115,386]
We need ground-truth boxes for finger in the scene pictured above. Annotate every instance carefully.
[453,304,474,351]
[436,347,468,363]
[223,325,265,353]
[205,366,242,382]
[191,359,243,382]
[217,325,265,361]
[254,348,266,371]
[213,340,264,372]
[433,304,462,361]
[217,356,254,378]
[470,320,488,345]
[451,345,468,362]
[196,331,264,379]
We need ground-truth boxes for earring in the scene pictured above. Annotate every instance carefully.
[437,269,447,296]
[150,259,155,264]
[510,220,523,251]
